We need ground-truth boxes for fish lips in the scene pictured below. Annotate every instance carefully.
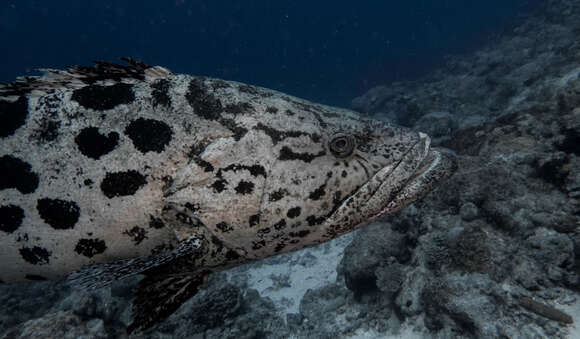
[368,145,458,221]
[321,133,457,237]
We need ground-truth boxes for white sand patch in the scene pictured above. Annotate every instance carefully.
[559,294,580,339]
[347,316,428,339]
[226,232,355,317]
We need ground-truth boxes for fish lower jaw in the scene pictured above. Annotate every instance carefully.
[370,148,458,221]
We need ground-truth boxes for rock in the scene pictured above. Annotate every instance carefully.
[351,85,392,114]
[534,151,570,187]
[339,222,409,297]
[2,311,108,339]
[525,228,575,285]
[394,267,428,317]
[449,227,491,274]
[459,202,480,221]
[413,111,457,142]
[185,284,243,330]
[375,261,406,293]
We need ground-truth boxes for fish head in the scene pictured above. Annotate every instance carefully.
[164,90,456,260]
[256,112,457,254]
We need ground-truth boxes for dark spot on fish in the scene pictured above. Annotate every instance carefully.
[125,118,173,153]
[19,246,51,265]
[221,164,266,177]
[266,107,278,113]
[72,83,135,110]
[194,158,214,172]
[16,233,28,242]
[254,123,321,144]
[84,179,94,186]
[225,102,253,115]
[322,112,340,118]
[211,179,227,193]
[151,243,174,255]
[257,228,271,237]
[186,78,223,121]
[25,274,47,281]
[151,79,171,107]
[238,84,259,95]
[149,215,165,229]
[0,205,24,234]
[341,170,347,178]
[235,180,254,194]
[287,207,301,219]
[290,230,310,238]
[275,242,286,252]
[123,226,148,245]
[216,221,233,233]
[36,198,80,230]
[249,214,260,227]
[188,140,211,158]
[74,238,107,258]
[308,183,326,200]
[211,80,231,90]
[269,188,288,202]
[273,219,287,230]
[32,119,60,143]
[185,202,201,213]
[176,213,196,226]
[100,170,147,198]
[279,146,326,163]
[0,96,28,138]
[332,191,343,207]
[306,215,325,226]
[211,235,223,247]
[219,118,248,141]
[75,127,119,159]
[252,240,266,250]
[0,155,39,194]
[225,249,241,260]
[285,109,295,116]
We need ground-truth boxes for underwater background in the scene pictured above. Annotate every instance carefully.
[4,1,580,338]
[2,0,537,106]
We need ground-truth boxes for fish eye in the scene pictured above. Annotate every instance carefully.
[329,133,356,158]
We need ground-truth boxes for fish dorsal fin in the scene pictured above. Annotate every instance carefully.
[128,270,211,333]
[66,236,203,291]
[0,57,172,100]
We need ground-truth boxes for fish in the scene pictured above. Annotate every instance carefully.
[0,58,457,332]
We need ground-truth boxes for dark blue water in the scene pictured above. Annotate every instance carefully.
[1,1,539,107]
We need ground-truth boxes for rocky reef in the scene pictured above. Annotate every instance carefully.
[2,0,580,338]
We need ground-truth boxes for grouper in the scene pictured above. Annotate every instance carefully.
[0,58,457,331]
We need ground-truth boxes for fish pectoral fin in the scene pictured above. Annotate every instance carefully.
[128,270,211,333]
[67,236,204,290]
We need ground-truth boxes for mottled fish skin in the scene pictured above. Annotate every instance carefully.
[0,59,456,284]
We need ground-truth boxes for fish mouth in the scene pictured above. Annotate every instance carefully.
[364,132,458,221]
[368,144,458,221]
[319,133,457,238]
